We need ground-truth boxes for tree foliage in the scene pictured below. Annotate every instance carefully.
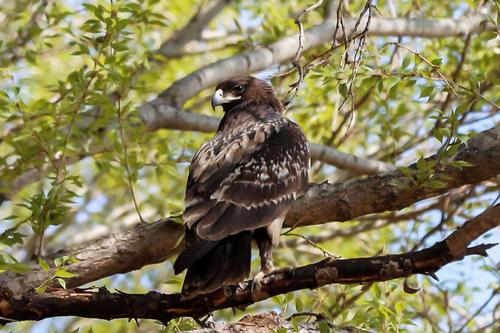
[0,0,499,332]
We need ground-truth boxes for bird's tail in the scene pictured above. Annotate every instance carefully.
[173,230,252,299]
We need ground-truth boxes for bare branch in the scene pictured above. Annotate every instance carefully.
[1,14,492,202]
[385,42,457,95]
[0,204,497,323]
[145,14,493,110]
[445,204,500,258]
[1,124,498,297]
[156,0,231,58]
[286,0,325,106]
[0,219,184,297]
[139,105,395,174]
[287,125,500,228]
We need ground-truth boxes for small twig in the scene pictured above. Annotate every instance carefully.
[283,232,333,257]
[385,42,457,96]
[451,82,500,111]
[457,288,499,332]
[110,1,145,224]
[308,0,373,172]
[330,283,372,320]
[411,189,472,251]
[437,33,471,119]
[336,0,372,142]
[285,0,325,108]
[115,94,145,224]
[286,311,326,321]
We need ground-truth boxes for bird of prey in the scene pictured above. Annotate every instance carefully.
[173,76,309,298]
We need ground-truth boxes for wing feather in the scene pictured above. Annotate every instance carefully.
[183,105,309,241]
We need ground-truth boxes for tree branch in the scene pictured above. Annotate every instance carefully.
[1,13,491,201]
[287,125,500,228]
[0,0,231,203]
[138,14,493,175]
[156,0,231,58]
[0,218,184,297]
[139,106,396,174]
[1,125,498,297]
[142,14,492,111]
[0,205,497,323]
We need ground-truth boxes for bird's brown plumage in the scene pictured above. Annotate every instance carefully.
[173,76,309,298]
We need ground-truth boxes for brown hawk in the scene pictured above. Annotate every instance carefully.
[173,76,309,298]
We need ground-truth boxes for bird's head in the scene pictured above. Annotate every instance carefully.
[211,76,283,113]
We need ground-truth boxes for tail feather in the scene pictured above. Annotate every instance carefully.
[173,228,218,274]
[174,231,252,299]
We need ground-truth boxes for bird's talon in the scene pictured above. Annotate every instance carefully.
[194,314,215,328]
[223,285,232,296]
[251,271,267,300]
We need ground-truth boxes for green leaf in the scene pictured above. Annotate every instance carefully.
[431,57,442,66]
[295,296,303,312]
[0,227,25,247]
[438,127,451,139]
[0,262,31,274]
[39,258,50,272]
[112,40,129,52]
[401,55,412,70]
[318,320,330,333]
[388,82,399,99]
[64,255,81,264]
[35,284,47,293]
[483,31,498,41]
[455,101,473,115]
[395,301,406,313]
[389,179,411,189]
[55,268,77,278]
[399,166,413,178]
[432,128,443,142]
[419,85,435,99]
[377,79,384,92]
[449,160,474,168]
[54,257,64,267]
[290,317,300,332]
[405,79,417,87]
[416,157,427,171]
[424,180,447,189]
[338,83,348,99]
[57,278,67,289]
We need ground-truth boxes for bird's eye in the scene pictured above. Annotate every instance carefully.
[234,85,245,94]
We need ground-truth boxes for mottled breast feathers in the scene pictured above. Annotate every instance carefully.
[183,102,309,241]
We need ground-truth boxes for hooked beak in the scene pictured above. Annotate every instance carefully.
[211,89,241,111]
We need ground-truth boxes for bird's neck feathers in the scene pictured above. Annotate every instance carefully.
[252,85,284,113]
[218,84,284,132]
[218,100,283,133]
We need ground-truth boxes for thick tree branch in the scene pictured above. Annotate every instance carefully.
[138,14,492,176]
[139,107,395,174]
[1,14,491,201]
[142,14,492,111]
[0,205,497,323]
[156,0,231,58]
[287,125,500,228]
[0,219,184,297]
[0,1,231,203]
[0,125,498,297]
[0,103,392,204]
